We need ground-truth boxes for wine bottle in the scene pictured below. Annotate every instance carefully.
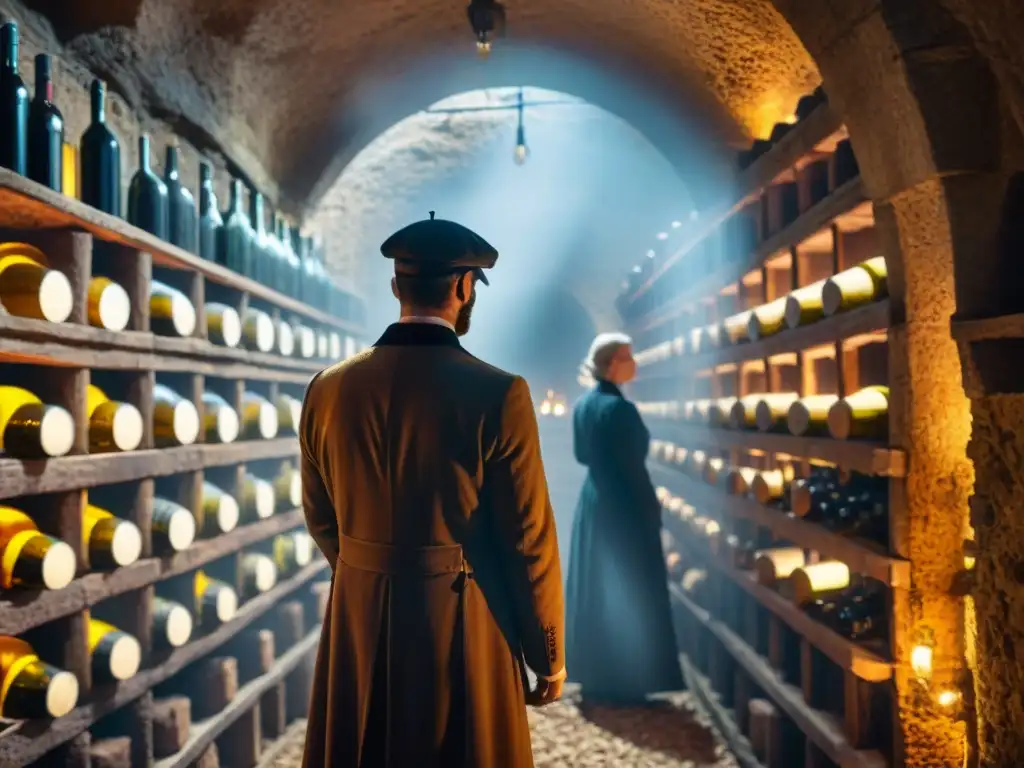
[248,189,270,283]
[0,22,28,175]
[834,139,859,186]
[273,461,302,510]
[127,135,169,240]
[747,297,787,341]
[241,552,277,596]
[293,322,316,359]
[797,472,888,544]
[199,481,239,536]
[266,211,285,286]
[0,505,75,589]
[86,383,144,453]
[88,617,141,681]
[79,80,121,215]
[722,310,753,345]
[151,497,196,553]
[205,302,241,348]
[328,331,343,360]
[61,141,77,197]
[82,502,142,569]
[750,466,794,504]
[153,383,200,447]
[708,397,737,428]
[0,636,79,719]
[200,391,239,444]
[316,329,329,360]
[790,468,842,518]
[0,242,73,323]
[276,393,302,435]
[241,306,275,353]
[791,560,851,605]
[751,392,800,432]
[313,239,332,311]
[194,570,237,627]
[783,279,827,329]
[27,54,62,190]
[826,582,888,641]
[87,275,130,332]
[725,466,758,496]
[241,473,275,521]
[299,234,317,306]
[241,391,279,440]
[753,547,806,586]
[153,596,193,649]
[164,146,196,252]
[217,179,252,277]
[787,394,839,437]
[703,456,726,486]
[822,256,888,316]
[728,395,762,430]
[273,530,313,573]
[275,317,295,357]
[149,279,197,338]
[0,382,74,460]
[197,161,222,262]
[278,219,301,298]
[827,385,889,440]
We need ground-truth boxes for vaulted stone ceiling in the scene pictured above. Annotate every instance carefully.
[24,0,821,213]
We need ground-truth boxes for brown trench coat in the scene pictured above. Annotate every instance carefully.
[299,322,565,768]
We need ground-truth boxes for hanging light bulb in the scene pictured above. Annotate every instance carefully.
[513,87,528,165]
[467,0,506,58]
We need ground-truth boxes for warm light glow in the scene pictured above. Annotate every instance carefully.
[513,142,529,165]
[552,403,566,417]
[476,41,492,58]
[937,690,960,708]
[671,220,682,229]
[911,645,934,680]
[655,486,669,502]
[964,555,976,570]
[539,400,552,416]
[703,520,721,537]
[646,249,656,259]
[656,232,668,240]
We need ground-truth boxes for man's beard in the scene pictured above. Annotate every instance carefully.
[454,290,476,336]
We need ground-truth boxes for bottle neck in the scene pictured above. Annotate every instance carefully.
[250,193,264,231]
[91,82,106,124]
[34,56,51,101]
[166,147,179,174]
[230,181,242,211]
[200,163,212,188]
[2,25,18,74]
[138,137,150,171]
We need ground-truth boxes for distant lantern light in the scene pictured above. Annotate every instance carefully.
[656,232,668,240]
[467,0,506,57]
[631,265,643,274]
[671,220,682,229]
[646,249,656,259]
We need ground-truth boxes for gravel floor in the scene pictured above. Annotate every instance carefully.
[260,688,739,767]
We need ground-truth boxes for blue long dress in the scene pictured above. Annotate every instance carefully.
[565,379,684,702]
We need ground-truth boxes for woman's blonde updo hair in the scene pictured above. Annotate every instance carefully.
[582,332,633,381]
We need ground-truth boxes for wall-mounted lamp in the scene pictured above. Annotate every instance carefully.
[911,644,934,681]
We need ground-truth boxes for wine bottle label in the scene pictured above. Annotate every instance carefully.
[87,276,130,332]
[0,655,79,719]
[88,621,141,681]
[153,597,193,648]
[152,498,196,552]
[3,529,75,590]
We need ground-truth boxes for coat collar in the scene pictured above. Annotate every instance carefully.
[374,322,464,350]
[596,378,624,398]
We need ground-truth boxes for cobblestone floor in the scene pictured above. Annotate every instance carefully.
[261,689,739,767]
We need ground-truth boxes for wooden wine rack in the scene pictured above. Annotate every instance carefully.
[0,169,355,766]
[624,102,911,768]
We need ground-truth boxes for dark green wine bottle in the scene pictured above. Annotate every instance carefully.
[164,145,196,252]
[27,54,62,191]
[248,188,269,283]
[80,80,121,215]
[300,235,317,307]
[218,179,252,276]
[198,161,222,262]
[278,218,300,298]
[267,211,286,288]
[0,22,28,175]
[127,135,168,239]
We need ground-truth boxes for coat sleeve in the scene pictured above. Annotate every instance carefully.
[299,374,340,568]
[488,376,565,679]
[608,398,662,522]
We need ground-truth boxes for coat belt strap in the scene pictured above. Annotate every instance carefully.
[339,534,469,576]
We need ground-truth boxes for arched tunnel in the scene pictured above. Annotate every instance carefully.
[1,0,1024,766]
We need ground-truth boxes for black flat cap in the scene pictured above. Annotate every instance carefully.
[381,211,498,285]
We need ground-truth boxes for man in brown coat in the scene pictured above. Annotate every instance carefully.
[299,213,566,768]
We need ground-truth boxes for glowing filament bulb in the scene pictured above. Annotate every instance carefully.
[911,645,933,680]
[513,142,529,165]
[937,690,959,708]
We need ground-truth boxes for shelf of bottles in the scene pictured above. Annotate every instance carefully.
[621,86,913,768]
[0,19,355,767]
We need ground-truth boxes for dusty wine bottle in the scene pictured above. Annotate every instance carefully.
[200,390,239,444]
[151,497,196,553]
[153,383,200,447]
[241,390,279,440]
[0,22,28,175]
[79,80,121,215]
[88,617,141,681]
[822,256,888,316]
[82,502,142,569]
[241,306,274,352]
[275,317,295,357]
[197,161,222,262]
[0,505,76,590]
[199,481,239,536]
[787,394,839,437]
[86,383,144,453]
[194,570,238,627]
[218,179,252,276]
[152,596,193,649]
[249,189,270,283]
[0,636,79,719]
[204,302,241,348]
[754,392,800,432]
[241,473,275,521]
[273,461,302,510]
[165,145,197,252]
[273,531,313,573]
[27,53,62,190]
[276,393,302,434]
[149,279,197,337]
[86,275,131,332]
[241,552,277,596]
[0,384,74,458]
[0,242,73,323]
[827,385,890,440]
[127,135,169,239]
[783,279,827,329]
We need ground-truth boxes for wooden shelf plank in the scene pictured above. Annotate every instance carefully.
[950,312,1024,343]
[637,300,890,380]
[629,104,845,305]
[669,585,887,768]
[0,560,328,765]
[153,628,320,768]
[633,177,868,334]
[0,509,308,635]
[648,463,910,587]
[646,421,906,478]
[0,313,333,375]
[0,168,363,335]
[0,437,299,499]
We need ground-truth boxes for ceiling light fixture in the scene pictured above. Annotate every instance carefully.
[467,0,506,58]
[513,87,529,165]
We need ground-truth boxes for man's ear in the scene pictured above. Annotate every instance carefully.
[391,276,399,301]
[455,271,473,302]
